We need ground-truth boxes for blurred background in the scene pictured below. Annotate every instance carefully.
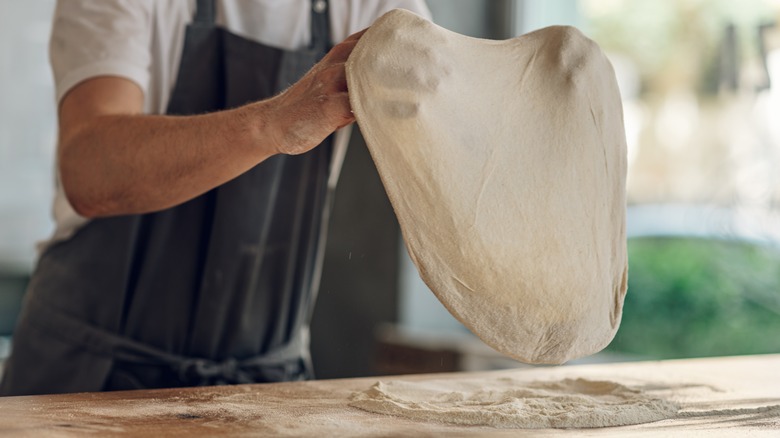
[1,0,779,379]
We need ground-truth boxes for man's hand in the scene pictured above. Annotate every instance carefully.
[268,28,366,155]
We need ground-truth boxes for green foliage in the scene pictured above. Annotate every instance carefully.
[606,237,780,359]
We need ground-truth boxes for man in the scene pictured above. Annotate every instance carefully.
[0,0,430,395]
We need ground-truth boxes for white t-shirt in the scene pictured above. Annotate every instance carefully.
[45,0,431,249]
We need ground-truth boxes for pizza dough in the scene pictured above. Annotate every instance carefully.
[349,377,679,429]
[346,10,628,364]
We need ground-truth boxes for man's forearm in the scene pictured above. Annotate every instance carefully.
[58,29,363,218]
[59,101,277,218]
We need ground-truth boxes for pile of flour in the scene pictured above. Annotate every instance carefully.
[350,377,679,429]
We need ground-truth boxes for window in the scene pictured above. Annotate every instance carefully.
[397,0,780,367]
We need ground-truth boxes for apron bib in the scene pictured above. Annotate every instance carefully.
[0,0,334,395]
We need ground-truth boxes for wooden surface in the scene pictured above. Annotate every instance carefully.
[0,354,778,437]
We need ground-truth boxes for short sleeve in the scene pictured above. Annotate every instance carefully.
[49,0,154,104]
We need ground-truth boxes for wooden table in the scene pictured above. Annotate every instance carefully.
[0,354,778,436]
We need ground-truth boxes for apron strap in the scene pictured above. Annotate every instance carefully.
[194,0,216,25]
[178,329,311,384]
[310,0,331,51]
[25,298,309,385]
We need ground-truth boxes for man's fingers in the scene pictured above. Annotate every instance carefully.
[318,62,348,92]
[330,92,355,128]
[272,29,362,155]
[325,28,368,62]
[345,27,368,42]
[326,40,359,63]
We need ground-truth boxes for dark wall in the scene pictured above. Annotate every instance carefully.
[311,129,400,379]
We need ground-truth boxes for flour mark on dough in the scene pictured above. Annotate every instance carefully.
[382,100,419,119]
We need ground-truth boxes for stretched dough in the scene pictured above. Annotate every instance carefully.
[346,10,628,364]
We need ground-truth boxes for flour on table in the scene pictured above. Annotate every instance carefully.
[350,377,679,429]
[346,10,628,365]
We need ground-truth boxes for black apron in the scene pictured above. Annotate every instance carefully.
[0,0,335,395]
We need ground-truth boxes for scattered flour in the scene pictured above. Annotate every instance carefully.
[350,377,680,429]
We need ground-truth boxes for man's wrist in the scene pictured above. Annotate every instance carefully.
[237,99,283,159]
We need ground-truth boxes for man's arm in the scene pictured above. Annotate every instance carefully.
[59,29,364,218]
